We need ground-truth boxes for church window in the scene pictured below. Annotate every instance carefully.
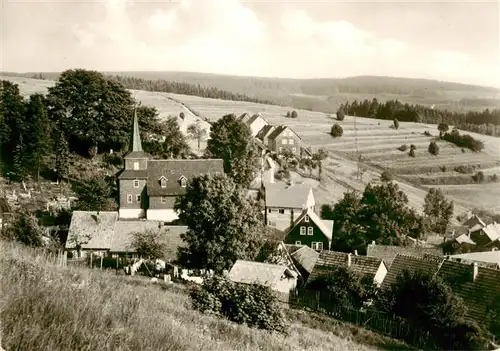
[133,162,139,170]
[133,180,139,188]
[136,195,141,203]
[159,177,167,188]
[179,176,187,187]
[127,194,132,204]
[161,196,167,204]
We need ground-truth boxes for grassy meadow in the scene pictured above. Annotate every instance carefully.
[3,75,500,218]
[0,241,412,351]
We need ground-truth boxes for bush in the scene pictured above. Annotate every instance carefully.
[336,108,345,121]
[424,131,432,137]
[190,276,288,333]
[397,144,408,152]
[490,174,498,182]
[442,129,484,152]
[393,119,400,130]
[291,110,298,118]
[428,141,440,155]
[440,165,447,172]
[454,165,475,174]
[380,171,394,182]
[102,153,123,167]
[330,123,343,137]
[472,171,485,183]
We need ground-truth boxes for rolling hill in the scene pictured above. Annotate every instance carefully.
[3,71,500,113]
[3,75,500,219]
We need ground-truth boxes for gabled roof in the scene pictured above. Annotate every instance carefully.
[287,209,332,241]
[238,113,251,123]
[437,259,500,322]
[290,245,320,274]
[228,260,297,289]
[456,234,476,245]
[309,251,385,283]
[111,222,187,261]
[381,254,444,290]
[446,225,470,238]
[256,125,275,141]
[65,211,118,250]
[449,251,500,266]
[476,222,500,242]
[463,215,486,229]
[117,169,149,180]
[258,241,302,278]
[268,125,301,141]
[366,242,443,267]
[147,159,224,196]
[264,182,313,209]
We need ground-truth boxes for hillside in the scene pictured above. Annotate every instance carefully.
[3,71,500,113]
[3,75,500,217]
[0,241,409,351]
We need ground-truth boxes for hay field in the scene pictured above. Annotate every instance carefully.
[4,76,499,216]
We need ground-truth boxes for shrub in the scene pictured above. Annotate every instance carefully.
[286,111,291,118]
[397,144,408,152]
[102,153,123,167]
[424,131,432,137]
[440,165,447,172]
[380,171,393,182]
[393,118,400,130]
[330,123,343,137]
[190,276,288,333]
[291,110,298,118]
[454,165,475,174]
[428,141,440,155]
[472,171,485,183]
[490,174,498,182]
[409,144,416,157]
[442,129,484,152]
[336,108,345,121]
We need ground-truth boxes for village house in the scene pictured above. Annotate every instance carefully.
[380,254,444,290]
[228,260,298,303]
[288,245,320,280]
[256,125,276,145]
[282,208,333,251]
[266,125,302,157]
[366,241,443,268]
[239,113,270,137]
[257,241,303,280]
[469,222,500,248]
[308,250,388,287]
[65,211,187,260]
[117,111,224,222]
[264,181,316,233]
[463,214,487,230]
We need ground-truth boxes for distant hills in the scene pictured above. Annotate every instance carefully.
[2,71,500,113]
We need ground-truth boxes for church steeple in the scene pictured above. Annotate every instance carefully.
[131,106,143,152]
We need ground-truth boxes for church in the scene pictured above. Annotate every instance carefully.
[117,111,224,222]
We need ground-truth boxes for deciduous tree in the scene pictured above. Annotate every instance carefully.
[174,173,265,272]
[187,121,207,151]
[132,229,167,260]
[423,188,454,234]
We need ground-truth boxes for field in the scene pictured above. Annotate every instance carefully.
[3,75,500,218]
[0,241,411,351]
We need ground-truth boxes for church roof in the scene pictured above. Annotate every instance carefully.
[124,107,148,159]
[147,159,224,196]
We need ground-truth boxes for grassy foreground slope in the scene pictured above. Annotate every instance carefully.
[0,242,410,351]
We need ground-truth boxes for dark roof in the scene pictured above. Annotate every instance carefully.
[147,159,224,196]
[256,125,275,141]
[463,215,486,229]
[246,114,260,126]
[290,246,320,275]
[118,169,149,180]
[308,251,384,283]
[437,259,500,322]
[0,198,11,214]
[381,254,444,290]
[267,125,287,140]
[366,243,443,267]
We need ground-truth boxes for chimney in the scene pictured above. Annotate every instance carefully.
[354,249,358,256]
[472,262,478,282]
[371,240,375,246]
[347,253,352,268]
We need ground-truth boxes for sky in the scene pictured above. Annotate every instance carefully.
[1,0,499,87]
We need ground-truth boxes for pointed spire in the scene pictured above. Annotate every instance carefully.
[131,104,143,152]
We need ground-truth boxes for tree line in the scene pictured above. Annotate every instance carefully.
[338,99,500,136]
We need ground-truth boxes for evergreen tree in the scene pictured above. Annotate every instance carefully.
[54,131,70,182]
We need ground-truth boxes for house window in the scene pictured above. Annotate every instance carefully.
[279,209,285,214]
[295,241,301,245]
[160,177,167,188]
[179,176,187,187]
[312,242,323,251]
[300,226,306,235]
[136,195,141,203]
[289,139,294,145]
[282,139,288,145]
[161,196,167,204]
[133,162,139,170]
[133,180,139,188]
[292,147,297,153]
[127,194,132,204]
[305,215,309,222]
[308,227,314,235]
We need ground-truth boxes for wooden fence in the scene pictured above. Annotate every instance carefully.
[288,289,440,349]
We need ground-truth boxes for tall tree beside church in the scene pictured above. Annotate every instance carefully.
[160,116,191,158]
[0,80,27,177]
[205,114,259,187]
[46,69,135,155]
[24,94,51,182]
